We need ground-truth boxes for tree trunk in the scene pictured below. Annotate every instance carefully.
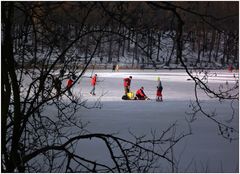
[214,32,221,62]
[108,31,113,63]
[149,30,153,63]
[135,32,139,64]
[127,29,131,52]
[117,35,121,62]
[208,30,216,63]
[226,33,233,65]
[195,29,201,65]
[191,31,195,52]
[2,2,24,172]
[98,26,102,57]
[221,34,227,66]
[233,33,238,65]
[85,26,90,64]
[202,29,206,58]
[156,31,161,62]
[176,19,184,66]
[122,27,126,57]
[165,37,175,66]
[147,29,152,65]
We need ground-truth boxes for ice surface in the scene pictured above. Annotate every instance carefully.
[52,70,239,172]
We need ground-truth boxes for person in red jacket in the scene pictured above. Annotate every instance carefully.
[228,64,234,72]
[136,87,150,100]
[123,76,132,95]
[156,77,163,102]
[90,74,97,95]
[66,77,73,96]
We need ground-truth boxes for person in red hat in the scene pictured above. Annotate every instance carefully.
[123,76,132,95]
[90,74,97,95]
[136,87,149,100]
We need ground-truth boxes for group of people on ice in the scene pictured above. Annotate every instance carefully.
[56,72,163,102]
[64,73,97,96]
[122,76,163,101]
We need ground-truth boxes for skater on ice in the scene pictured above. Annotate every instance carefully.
[90,74,97,95]
[136,87,150,100]
[59,69,65,77]
[115,64,119,72]
[123,76,132,95]
[112,64,116,72]
[156,77,163,102]
[66,77,73,96]
[54,77,62,99]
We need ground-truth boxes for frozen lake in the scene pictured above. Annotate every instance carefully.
[60,69,238,172]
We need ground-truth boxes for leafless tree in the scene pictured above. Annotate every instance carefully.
[2,1,238,172]
[147,1,238,142]
[2,2,193,172]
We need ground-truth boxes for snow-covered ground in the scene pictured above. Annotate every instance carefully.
[61,70,239,172]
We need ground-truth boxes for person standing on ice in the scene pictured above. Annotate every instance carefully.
[136,87,150,100]
[156,77,163,102]
[90,74,97,95]
[54,77,62,99]
[228,64,234,72]
[115,64,119,72]
[123,76,132,95]
[66,77,73,96]
[112,64,116,72]
[59,69,65,78]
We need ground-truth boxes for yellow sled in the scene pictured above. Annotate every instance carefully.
[127,92,135,100]
[122,92,136,100]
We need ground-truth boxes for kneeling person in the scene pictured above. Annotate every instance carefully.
[136,87,149,100]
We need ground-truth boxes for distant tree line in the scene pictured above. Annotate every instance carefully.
[12,1,238,69]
